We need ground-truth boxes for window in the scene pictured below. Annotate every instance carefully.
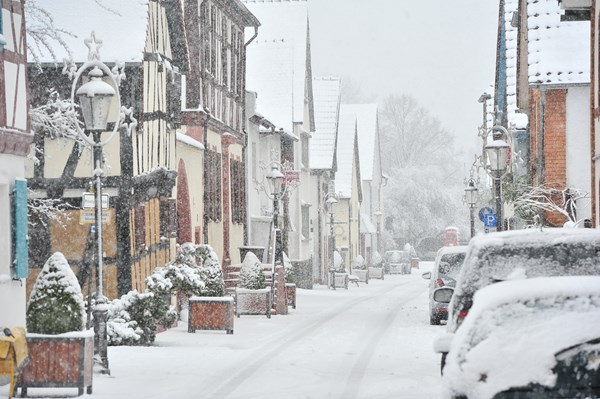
[12,180,29,278]
[301,135,309,168]
[230,157,246,225]
[301,204,310,239]
[0,8,5,51]
[205,148,222,221]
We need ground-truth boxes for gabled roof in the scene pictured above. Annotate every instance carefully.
[339,104,378,181]
[336,105,360,199]
[29,0,150,64]
[528,0,590,85]
[243,0,309,130]
[310,77,341,170]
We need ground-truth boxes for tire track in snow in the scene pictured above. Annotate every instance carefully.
[340,282,425,399]
[205,277,420,399]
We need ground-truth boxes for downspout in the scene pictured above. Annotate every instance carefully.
[591,5,597,227]
[538,87,547,223]
[241,26,259,246]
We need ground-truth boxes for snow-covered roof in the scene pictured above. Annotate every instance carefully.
[335,105,359,198]
[29,0,150,64]
[339,104,378,181]
[528,0,590,85]
[243,0,309,130]
[504,0,528,128]
[310,77,341,170]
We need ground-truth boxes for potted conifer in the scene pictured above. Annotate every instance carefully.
[333,251,349,289]
[235,252,272,318]
[283,252,297,309]
[187,244,234,334]
[19,252,94,397]
[369,251,385,280]
[353,255,369,283]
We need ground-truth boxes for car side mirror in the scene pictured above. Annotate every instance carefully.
[433,287,454,303]
[422,272,431,280]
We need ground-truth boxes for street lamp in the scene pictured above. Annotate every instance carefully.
[325,191,338,290]
[484,135,510,232]
[68,32,124,375]
[266,162,285,265]
[464,179,479,238]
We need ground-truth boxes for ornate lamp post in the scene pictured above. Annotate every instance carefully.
[484,133,510,232]
[266,162,285,265]
[464,178,479,238]
[326,192,338,290]
[67,32,125,375]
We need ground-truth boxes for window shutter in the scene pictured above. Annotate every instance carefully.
[12,179,29,279]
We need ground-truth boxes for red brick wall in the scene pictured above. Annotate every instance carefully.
[529,87,568,227]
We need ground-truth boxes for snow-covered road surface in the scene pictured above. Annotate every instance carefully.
[6,262,444,399]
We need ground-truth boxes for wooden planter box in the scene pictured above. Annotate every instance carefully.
[188,296,235,334]
[285,283,297,309]
[368,267,384,280]
[236,288,272,318]
[334,272,349,289]
[18,331,94,397]
[353,269,369,283]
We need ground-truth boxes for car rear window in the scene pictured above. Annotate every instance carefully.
[438,253,466,278]
[458,242,600,297]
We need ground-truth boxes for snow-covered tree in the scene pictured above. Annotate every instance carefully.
[282,252,295,283]
[371,251,383,268]
[239,252,266,290]
[195,244,225,297]
[353,254,366,270]
[26,252,86,334]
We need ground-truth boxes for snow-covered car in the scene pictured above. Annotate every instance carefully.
[435,228,600,372]
[442,276,600,399]
[422,245,467,325]
[384,250,410,274]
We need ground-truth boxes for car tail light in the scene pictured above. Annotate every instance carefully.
[435,307,448,313]
[458,310,469,320]
[435,278,445,287]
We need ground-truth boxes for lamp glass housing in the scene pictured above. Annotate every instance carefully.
[464,183,478,207]
[485,140,509,173]
[76,67,116,131]
[267,165,284,195]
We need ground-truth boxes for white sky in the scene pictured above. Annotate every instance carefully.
[308,0,500,167]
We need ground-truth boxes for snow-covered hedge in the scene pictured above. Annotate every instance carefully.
[26,252,86,335]
[108,243,224,346]
[239,252,266,290]
[353,255,366,270]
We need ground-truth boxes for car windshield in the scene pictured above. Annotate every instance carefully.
[457,242,600,298]
[438,253,465,279]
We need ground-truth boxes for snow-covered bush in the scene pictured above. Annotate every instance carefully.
[282,252,295,283]
[334,250,345,272]
[239,252,266,290]
[353,255,366,270]
[371,251,383,268]
[26,252,86,334]
[195,244,225,297]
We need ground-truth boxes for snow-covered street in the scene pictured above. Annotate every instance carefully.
[4,263,443,399]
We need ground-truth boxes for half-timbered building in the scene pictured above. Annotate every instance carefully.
[0,0,33,327]
[181,0,259,266]
[25,0,182,299]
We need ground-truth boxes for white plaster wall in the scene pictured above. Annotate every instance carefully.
[566,86,592,222]
[0,154,27,327]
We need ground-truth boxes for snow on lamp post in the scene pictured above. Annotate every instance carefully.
[484,134,510,232]
[66,31,128,375]
[464,178,479,238]
[266,162,285,266]
[325,190,338,290]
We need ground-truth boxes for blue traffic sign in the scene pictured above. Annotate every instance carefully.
[479,207,493,222]
[484,213,497,228]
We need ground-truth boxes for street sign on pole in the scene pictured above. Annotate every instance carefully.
[483,213,497,228]
[82,192,109,210]
[79,210,110,224]
[479,207,493,222]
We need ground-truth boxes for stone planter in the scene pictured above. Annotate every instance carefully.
[334,272,349,289]
[285,283,297,309]
[236,288,272,318]
[188,296,235,334]
[368,267,384,280]
[411,257,420,269]
[18,331,94,397]
[353,269,369,284]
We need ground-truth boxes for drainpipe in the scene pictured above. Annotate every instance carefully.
[538,87,546,223]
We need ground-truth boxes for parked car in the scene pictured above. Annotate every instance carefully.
[384,250,411,274]
[435,228,600,372]
[442,276,600,399]
[422,245,467,325]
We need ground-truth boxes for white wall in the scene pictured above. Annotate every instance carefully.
[566,86,592,222]
[0,154,27,327]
